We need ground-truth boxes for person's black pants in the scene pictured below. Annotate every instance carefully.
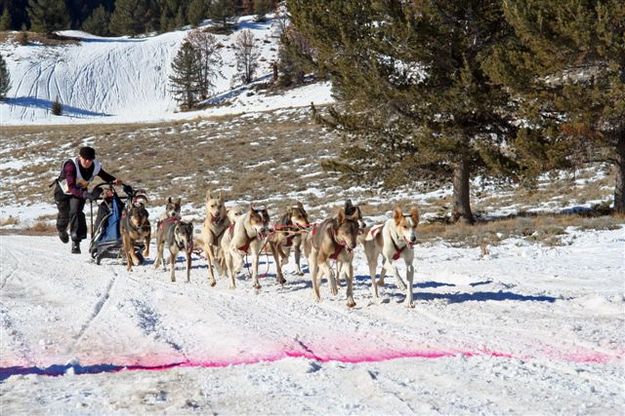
[54,185,87,242]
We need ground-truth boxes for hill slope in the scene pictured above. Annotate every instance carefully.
[0,18,332,125]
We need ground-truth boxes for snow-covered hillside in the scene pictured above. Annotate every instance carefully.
[0,17,333,125]
[1,227,623,414]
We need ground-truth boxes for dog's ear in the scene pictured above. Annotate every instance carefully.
[167,197,173,204]
[410,207,420,226]
[206,190,212,200]
[296,201,304,209]
[337,208,346,224]
[393,206,404,225]
[219,190,224,201]
[175,198,181,206]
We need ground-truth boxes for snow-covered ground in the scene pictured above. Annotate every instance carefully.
[1,13,624,416]
[1,226,623,414]
[0,17,333,125]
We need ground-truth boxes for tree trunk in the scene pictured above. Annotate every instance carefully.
[452,157,475,224]
[614,131,625,214]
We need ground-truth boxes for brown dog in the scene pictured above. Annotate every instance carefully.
[268,201,310,284]
[304,208,360,307]
[120,203,151,271]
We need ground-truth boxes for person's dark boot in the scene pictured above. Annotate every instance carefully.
[58,230,69,244]
[71,241,81,254]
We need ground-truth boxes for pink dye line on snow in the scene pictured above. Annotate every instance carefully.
[2,346,620,380]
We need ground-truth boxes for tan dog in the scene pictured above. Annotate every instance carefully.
[304,208,360,307]
[361,206,419,307]
[120,203,151,271]
[268,202,310,284]
[220,205,271,289]
[199,190,229,286]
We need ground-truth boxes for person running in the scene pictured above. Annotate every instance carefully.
[53,146,122,254]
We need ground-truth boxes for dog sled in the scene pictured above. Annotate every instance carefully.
[88,182,148,265]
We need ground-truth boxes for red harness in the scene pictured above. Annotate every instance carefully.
[311,224,347,260]
[392,239,406,260]
[159,216,178,230]
[228,224,260,254]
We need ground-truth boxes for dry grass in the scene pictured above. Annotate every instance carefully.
[0,216,20,226]
[0,31,80,46]
[418,213,623,248]
[1,107,620,246]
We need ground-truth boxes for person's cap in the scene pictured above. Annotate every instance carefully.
[79,146,96,160]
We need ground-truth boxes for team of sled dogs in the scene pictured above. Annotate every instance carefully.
[121,190,420,308]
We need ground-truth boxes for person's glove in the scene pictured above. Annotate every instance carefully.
[83,188,103,201]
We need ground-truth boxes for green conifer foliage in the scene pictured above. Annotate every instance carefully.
[0,8,12,30]
[488,0,625,213]
[187,0,206,27]
[169,40,202,110]
[28,0,70,34]
[51,96,63,115]
[0,52,11,101]
[289,0,519,223]
[109,0,160,36]
[82,5,111,36]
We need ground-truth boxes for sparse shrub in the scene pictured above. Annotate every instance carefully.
[51,96,63,115]
[0,215,20,226]
[29,221,54,233]
[0,52,10,100]
[17,31,29,45]
[234,29,260,85]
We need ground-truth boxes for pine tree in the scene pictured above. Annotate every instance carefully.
[208,0,235,31]
[169,40,202,110]
[487,0,625,213]
[289,0,519,223]
[186,29,223,99]
[82,5,111,36]
[277,25,315,87]
[0,7,12,30]
[51,96,63,115]
[234,29,260,85]
[187,0,206,27]
[0,52,11,101]
[28,0,70,34]
[159,0,181,32]
[253,0,274,22]
[109,0,160,36]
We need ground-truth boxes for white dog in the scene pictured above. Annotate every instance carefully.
[361,206,419,307]
[220,205,270,289]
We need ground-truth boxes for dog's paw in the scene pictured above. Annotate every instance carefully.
[346,299,356,308]
[406,301,415,309]
[209,280,217,287]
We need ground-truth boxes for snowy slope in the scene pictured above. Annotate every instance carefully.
[1,227,623,414]
[0,18,333,125]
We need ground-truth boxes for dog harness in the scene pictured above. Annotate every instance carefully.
[228,223,259,254]
[389,230,415,261]
[159,216,178,230]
